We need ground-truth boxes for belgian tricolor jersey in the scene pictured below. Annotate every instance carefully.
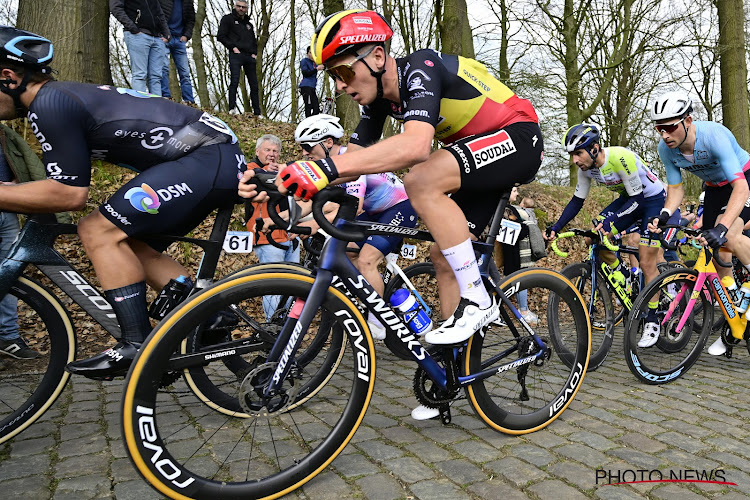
[349,49,538,147]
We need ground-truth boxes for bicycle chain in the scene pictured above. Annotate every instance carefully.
[412,367,459,409]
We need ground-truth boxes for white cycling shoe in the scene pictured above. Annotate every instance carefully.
[425,297,498,345]
[367,320,387,340]
[708,337,728,356]
[411,404,440,421]
[638,322,660,348]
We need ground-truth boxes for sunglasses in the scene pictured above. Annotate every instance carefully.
[654,117,685,134]
[300,143,317,153]
[326,46,376,84]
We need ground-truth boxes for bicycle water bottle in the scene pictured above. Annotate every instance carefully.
[737,282,750,314]
[721,275,738,303]
[389,288,432,336]
[149,275,193,320]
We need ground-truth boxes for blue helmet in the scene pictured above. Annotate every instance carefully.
[0,26,53,70]
[562,123,600,153]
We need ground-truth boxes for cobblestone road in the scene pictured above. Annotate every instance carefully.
[2,333,750,499]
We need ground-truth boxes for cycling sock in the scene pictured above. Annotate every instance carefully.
[441,239,490,308]
[646,300,659,322]
[105,281,152,343]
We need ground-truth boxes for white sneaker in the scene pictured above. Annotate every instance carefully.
[367,319,386,340]
[411,404,440,420]
[708,337,727,356]
[229,108,241,115]
[521,309,539,327]
[425,297,499,345]
[638,322,660,348]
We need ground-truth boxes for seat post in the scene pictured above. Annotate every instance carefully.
[484,188,513,245]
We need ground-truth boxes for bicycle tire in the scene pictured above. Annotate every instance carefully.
[554,262,614,370]
[624,268,712,384]
[123,272,375,499]
[0,276,75,444]
[464,268,591,433]
[382,261,439,360]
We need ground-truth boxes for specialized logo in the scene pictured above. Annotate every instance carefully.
[125,184,161,214]
[352,16,373,24]
[466,130,516,169]
[339,34,388,44]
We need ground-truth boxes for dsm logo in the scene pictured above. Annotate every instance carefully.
[124,182,193,214]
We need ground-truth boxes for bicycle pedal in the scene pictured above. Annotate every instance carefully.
[724,346,733,359]
[439,406,452,425]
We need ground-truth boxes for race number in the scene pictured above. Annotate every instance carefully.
[400,244,417,260]
[496,219,522,245]
[223,231,254,253]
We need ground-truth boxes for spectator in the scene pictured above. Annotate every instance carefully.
[246,135,299,320]
[217,0,261,116]
[110,0,170,95]
[299,46,323,117]
[159,0,195,104]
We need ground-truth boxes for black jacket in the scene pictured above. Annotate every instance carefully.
[158,0,195,40]
[110,0,170,38]
[217,11,257,55]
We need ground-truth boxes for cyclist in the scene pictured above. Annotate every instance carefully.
[292,113,417,339]
[647,91,750,355]
[0,26,244,379]
[545,123,668,347]
[240,10,543,350]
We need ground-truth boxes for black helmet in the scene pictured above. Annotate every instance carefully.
[0,26,53,69]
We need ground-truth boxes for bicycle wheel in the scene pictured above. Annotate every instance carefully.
[464,268,590,434]
[0,276,75,444]
[624,268,712,384]
[383,261,440,360]
[123,272,376,499]
[554,262,614,370]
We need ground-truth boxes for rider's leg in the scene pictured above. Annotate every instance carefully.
[354,243,386,295]
[430,243,458,319]
[129,238,188,290]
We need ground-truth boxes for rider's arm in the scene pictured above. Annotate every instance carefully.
[713,131,750,227]
[550,195,585,234]
[0,179,88,212]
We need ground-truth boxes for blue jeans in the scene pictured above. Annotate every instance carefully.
[162,37,195,102]
[124,31,166,95]
[0,211,21,340]
[254,241,300,321]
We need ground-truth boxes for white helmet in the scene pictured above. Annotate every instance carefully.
[650,91,693,122]
[294,114,344,145]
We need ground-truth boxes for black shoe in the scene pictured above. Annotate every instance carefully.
[0,338,40,359]
[65,341,140,380]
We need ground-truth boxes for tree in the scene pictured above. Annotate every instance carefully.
[437,0,475,58]
[192,0,211,107]
[289,0,299,120]
[716,0,750,149]
[16,0,112,84]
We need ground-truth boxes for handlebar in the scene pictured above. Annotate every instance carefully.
[550,228,619,258]
[658,224,732,268]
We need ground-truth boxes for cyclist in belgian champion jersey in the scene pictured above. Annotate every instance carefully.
[293,113,417,339]
[0,27,245,379]
[647,91,750,355]
[239,10,544,349]
[545,123,668,347]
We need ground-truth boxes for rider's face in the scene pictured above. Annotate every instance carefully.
[327,47,382,106]
[655,116,691,149]
[300,143,326,161]
[571,149,595,170]
[0,69,20,120]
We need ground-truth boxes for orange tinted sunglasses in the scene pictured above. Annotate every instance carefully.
[326,46,376,84]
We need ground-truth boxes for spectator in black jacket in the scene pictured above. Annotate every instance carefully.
[217,0,262,116]
[159,0,195,103]
[110,0,170,95]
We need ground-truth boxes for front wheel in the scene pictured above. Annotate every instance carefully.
[464,268,590,434]
[122,272,376,499]
[624,268,712,384]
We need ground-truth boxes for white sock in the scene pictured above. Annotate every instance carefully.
[368,313,384,329]
[441,239,491,308]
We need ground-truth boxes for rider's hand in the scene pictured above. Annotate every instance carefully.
[238,170,269,202]
[278,159,338,200]
[703,223,728,248]
[544,227,556,241]
[648,209,671,234]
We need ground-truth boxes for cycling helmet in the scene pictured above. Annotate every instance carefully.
[562,123,601,153]
[295,114,344,145]
[311,10,393,66]
[650,91,692,122]
[0,26,53,116]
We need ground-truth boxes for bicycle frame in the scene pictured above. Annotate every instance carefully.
[664,247,746,340]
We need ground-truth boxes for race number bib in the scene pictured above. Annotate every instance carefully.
[496,219,522,245]
[223,231,253,253]
[400,244,417,260]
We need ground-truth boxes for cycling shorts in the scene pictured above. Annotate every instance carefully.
[445,122,543,237]
[354,200,418,256]
[599,192,665,247]
[702,169,750,229]
[100,142,245,251]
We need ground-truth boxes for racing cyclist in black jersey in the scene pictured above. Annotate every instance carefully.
[0,27,245,379]
[239,10,544,353]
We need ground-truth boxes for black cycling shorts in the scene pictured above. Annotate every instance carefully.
[445,122,544,237]
[703,169,750,230]
[100,142,245,251]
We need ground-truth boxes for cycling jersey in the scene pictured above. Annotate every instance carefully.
[660,121,750,187]
[27,81,238,188]
[343,173,409,214]
[349,49,538,147]
[574,147,664,199]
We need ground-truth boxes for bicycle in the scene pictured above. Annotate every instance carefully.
[122,184,592,499]
[624,224,737,384]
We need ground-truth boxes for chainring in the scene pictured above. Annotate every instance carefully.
[413,366,459,409]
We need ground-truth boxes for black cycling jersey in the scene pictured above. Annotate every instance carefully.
[27,81,238,187]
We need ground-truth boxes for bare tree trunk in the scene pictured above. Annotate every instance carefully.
[254,0,271,115]
[322,0,359,131]
[716,0,750,149]
[17,0,111,84]
[192,0,211,108]
[438,0,474,58]
[290,0,299,120]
